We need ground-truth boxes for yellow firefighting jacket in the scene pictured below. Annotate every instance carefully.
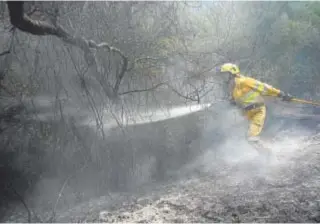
[230,75,281,109]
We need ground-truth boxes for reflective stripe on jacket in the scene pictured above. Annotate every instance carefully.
[232,75,281,109]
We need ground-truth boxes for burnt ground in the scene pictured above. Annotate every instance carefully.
[54,134,320,223]
[1,98,320,223]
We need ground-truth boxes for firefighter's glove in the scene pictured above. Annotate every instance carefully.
[279,91,293,102]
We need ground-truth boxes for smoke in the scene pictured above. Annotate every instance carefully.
[2,91,316,222]
[168,98,315,184]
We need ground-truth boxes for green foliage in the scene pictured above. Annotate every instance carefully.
[309,2,320,18]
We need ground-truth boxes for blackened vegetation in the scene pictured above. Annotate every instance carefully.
[1,96,318,222]
[0,98,215,221]
[1,1,320,222]
[79,143,320,223]
[6,1,128,99]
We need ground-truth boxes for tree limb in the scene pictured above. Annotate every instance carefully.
[6,1,128,99]
[88,41,128,95]
[119,82,200,102]
[0,50,10,57]
[119,82,165,95]
[5,181,43,223]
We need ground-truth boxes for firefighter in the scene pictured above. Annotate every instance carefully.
[215,63,293,159]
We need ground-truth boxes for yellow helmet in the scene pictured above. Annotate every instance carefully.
[216,63,240,75]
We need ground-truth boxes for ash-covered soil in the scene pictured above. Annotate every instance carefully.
[55,135,320,223]
[2,98,319,223]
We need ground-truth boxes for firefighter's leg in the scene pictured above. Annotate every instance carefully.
[246,106,272,158]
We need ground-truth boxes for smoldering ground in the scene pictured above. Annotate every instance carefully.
[167,101,315,180]
[0,97,219,221]
[1,1,320,222]
[94,105,320,223]
[3,95,319,222]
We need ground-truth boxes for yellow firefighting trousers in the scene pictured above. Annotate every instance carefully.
[244,105,271,155]
[245,105,266,138]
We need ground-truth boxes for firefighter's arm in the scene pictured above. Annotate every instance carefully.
[244,77,278,96]
[247,79,293,101]
[259,82,281,97]
[260,82,293,101]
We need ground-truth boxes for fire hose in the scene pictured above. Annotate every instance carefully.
[291,98,320,107]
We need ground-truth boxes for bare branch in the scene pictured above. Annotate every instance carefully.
[126,56,168,72]
[0,50,10,57]
[6,1,128,98]
[0,28,15,59]
[119,82,199,103]
[89,41,128,94]
[119,83,165,95]
[5,182,43,223]
[168,84,200,103]
[11,187,32,223]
